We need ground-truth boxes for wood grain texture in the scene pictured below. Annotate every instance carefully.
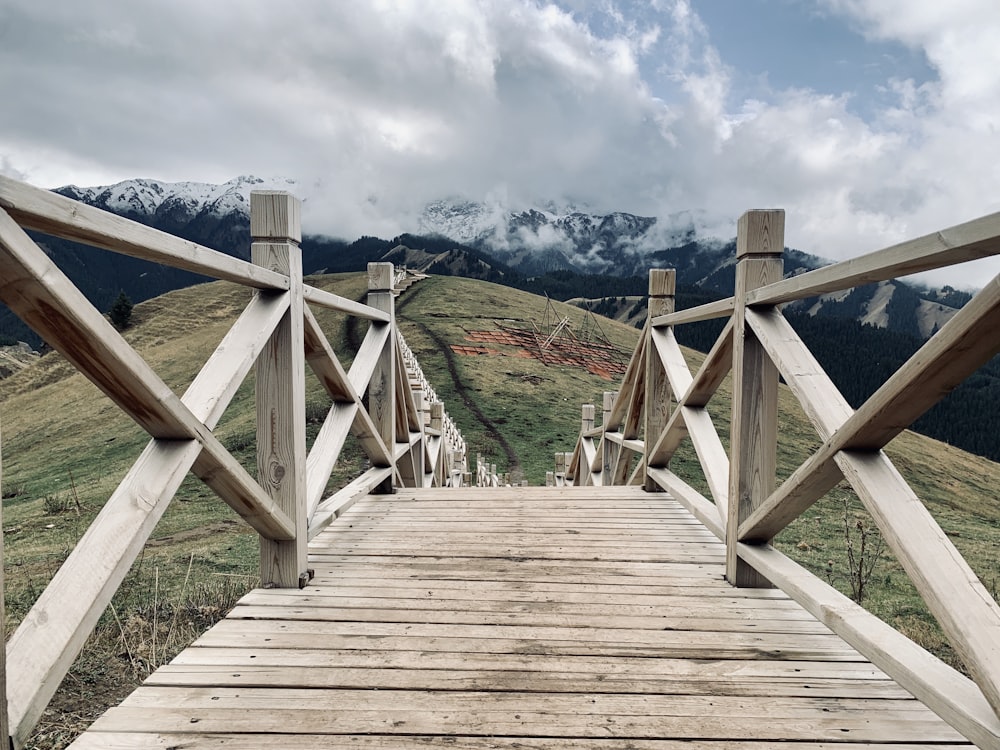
[366,263,395,493]
[837,450,1000,720]
[747,209,1000,306]
[67,486,975,749]
[643,270,674,490]
[253,193,308,587]
[727,210,783,587]
[652,296,735,328]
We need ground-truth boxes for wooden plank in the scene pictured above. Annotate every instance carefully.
[252,192,308,588]
[838,274,1000,451]
[679,407,729,521]
[0,207,294,541]
[347,322,391,393]
[647,330,729,523]
[120,686,938,717]
[836,450,1000,719]
[580,437,598,487]
[305,559,730,584]
[604,330,646,432]
[4,274,303,745]
[191,618,873,661]
[319,528,718,542]
[270,585,810,609]
[0,207,194,439]
[309,467,394,539]
[146,663,910,698]
[90,699,962,743]
[647,468,725,541]
[645,404,689,467]
[652,296,735,328]
[652,327,691,397]
[167,649,890,680]
[69,734,974,750]
[303,308,393,468]
[63,485,981,747]
[745,308,853,439]
[224,605,830,634]
[727,209,783,587]
[182,292,289,430]
[747,209,1000,306]
[302,284,389,322]
[305,402,357,516]
[737,540,1000,749]
[741,277,1000,541]
[5,439,202,749]
[681,317,734,408]
[302,306,355,402]
[237,589,816,616]
[0,175,290,289]
[313,531,719,547]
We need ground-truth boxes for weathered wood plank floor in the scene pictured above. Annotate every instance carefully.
[70,486,972,748]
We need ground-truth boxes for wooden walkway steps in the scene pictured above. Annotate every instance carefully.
[69,486,972,748]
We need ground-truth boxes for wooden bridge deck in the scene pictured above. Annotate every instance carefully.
[70,486,971,748]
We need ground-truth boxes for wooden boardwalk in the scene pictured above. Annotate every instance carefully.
[70,486,971,748]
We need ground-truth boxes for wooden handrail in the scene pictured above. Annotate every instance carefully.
[0,177,468,749]
[0,175,290,290]
[746,210,1000,306]
[563,206,1000,742]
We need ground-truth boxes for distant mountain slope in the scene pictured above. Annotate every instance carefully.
[0,176,972,354]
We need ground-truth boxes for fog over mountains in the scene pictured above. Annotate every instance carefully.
[32,175,971,343]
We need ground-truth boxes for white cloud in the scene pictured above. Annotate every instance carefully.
[1,0,998,287]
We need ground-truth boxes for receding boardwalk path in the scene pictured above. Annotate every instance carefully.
[70,486,971,748]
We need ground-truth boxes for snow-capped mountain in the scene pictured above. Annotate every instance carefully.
[417,199,726,276]
[57,175,298,220]
[32,175,970,344]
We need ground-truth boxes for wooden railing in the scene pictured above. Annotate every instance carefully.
[0,176,465,749]
[565,208,1000,747]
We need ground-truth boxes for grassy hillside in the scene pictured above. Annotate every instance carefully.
[2,272,999,747]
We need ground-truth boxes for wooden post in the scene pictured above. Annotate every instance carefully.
[643,269,675,491]
[727,209,784,587]
[430,402,444,432]
[581,404,595,433]
[367,262,396,494]
[602,391,617,479]
[252,191,309,589]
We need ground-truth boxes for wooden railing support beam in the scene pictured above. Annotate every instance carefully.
[367,263,396,494]
[252,191,309,589]
[643,269,674,491]
[727,209,783,587]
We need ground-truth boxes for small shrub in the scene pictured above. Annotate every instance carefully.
[42,495,70,515]
[843,498,886,604]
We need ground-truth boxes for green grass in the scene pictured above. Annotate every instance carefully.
[1,271,999,747]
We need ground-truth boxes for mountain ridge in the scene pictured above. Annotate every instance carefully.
[0,175,972,353]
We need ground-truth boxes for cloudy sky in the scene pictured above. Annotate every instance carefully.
[2,0,999,287]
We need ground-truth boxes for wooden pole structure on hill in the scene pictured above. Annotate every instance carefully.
[252,191,309,588]
[727,209,783,587]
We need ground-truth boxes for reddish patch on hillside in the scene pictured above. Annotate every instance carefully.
[451,327,628,381]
